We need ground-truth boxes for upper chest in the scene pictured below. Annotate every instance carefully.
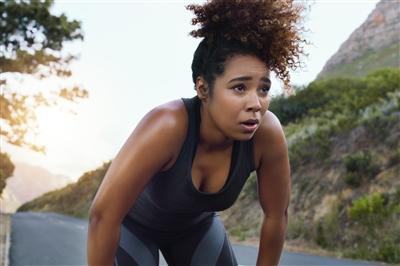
[190,138,262,194]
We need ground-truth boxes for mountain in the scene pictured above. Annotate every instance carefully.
[0,161,72,213]
[317,0,400,79]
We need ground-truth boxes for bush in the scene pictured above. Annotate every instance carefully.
[0,152,15,195]
[362,113,396,140]
[287,214,307,239]
[270,68,400,126]
[315,204,340,248]
[347,192,387,226]
[345,190,400,263]
[289,127,331,171]
[343,151,371,173]
[343,172,362,187]
[388,146,400,167]
[342,151,381,187]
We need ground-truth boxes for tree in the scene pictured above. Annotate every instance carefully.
[0,0,88,195]
[1,0,88,153]
[0,152,14,196]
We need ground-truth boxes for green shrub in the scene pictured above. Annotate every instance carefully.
[362,114,395,140]
[388,146,400,167]
[343,172,362,187]
[229,227,246,241]
[347,192,387,226]
[344,229,400,264]
[0,152,15,195]
[345,190,400,263]
[343,151,371,173]
[376,240,400,263]
[334,114,358,134]
[271,68,400,126]
[315,205,340,248]
[289,127,331,171]
[287,214,306,239]
[342,151,381,186]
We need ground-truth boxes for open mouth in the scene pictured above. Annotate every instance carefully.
[241,121,257,126]
[240,121,258,132]
[241,118,259,126]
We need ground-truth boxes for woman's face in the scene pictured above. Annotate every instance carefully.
[200,54,271,141]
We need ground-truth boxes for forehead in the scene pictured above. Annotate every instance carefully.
[222,54,270,79]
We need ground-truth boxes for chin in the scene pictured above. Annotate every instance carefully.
[236,132,255,141]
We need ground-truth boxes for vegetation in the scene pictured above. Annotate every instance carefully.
[342,151,380,187]
[269,68,399,126]
[0,0,87,197]
[17,161,110,219]
[0,0,88,153]
[345,190,400,263]
[0,152,15,196]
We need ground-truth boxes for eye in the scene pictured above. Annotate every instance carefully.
[232,84,246,93]
[259,86,270,94]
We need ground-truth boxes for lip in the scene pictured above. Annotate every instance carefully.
[240,122,258,132]
[242,118,259,124]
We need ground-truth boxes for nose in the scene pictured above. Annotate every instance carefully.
[246,92,262,112]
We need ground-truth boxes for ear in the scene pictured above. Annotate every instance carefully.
[195,76,209,101]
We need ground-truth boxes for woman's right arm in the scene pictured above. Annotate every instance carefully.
[87,104,182,266]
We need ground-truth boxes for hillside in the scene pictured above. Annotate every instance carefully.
[0,161,71,213]
[317,0,399,79]
[17,161,110,218]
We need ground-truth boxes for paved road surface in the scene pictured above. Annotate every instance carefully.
[10,212,382,266]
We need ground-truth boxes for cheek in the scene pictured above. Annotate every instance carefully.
[212,102,238,126]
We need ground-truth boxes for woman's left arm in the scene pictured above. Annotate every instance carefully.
[255,111,291,266]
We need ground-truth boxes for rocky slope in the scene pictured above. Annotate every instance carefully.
[317,0,400,79]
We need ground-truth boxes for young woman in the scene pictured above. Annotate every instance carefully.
[87,1,307,265]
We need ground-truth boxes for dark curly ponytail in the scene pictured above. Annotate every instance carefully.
[186,0,309,95]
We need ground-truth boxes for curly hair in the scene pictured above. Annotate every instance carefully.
[186,0,309,95]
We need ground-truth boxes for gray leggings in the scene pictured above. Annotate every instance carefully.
[114,213,238,266]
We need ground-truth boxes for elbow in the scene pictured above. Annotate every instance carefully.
[263,207,289,222]
[88,203,104,227]
[88,204,122,229]
[88,210,101,228]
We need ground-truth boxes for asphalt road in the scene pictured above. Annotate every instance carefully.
[10,212,381,266]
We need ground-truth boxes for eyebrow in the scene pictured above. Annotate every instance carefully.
[228,76,271,84]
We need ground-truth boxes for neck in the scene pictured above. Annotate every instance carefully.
[198,102,233,152]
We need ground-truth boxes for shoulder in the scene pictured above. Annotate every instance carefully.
[253,110,288,170]
[139,98,188,135]
[144,98,189,171]
[148,98,187,123]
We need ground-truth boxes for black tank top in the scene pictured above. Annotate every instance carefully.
[127,95,256,232]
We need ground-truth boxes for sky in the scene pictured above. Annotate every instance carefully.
[2,0,381,182]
